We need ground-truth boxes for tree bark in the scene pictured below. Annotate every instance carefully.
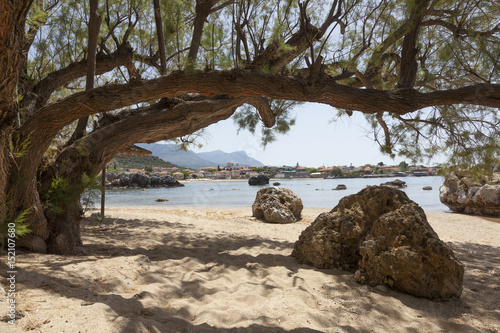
[186,0,219,71]
[67,0,102,145]
[39,95,245,253]
[0,0,33,222]
[397,0,429,89]
[21,44,134,119]
[153,0,167,75]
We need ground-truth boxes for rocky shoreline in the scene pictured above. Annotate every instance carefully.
[104,172,184,189]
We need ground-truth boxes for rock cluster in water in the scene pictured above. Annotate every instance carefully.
[252,187,303,223]
[248,174,270,185]
[380,179,407,188]
[105,172,184,189]
[292,186,464,300]
[440,173,500,216]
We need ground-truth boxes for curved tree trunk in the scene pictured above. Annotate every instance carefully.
[37,95,247,254]
[0,0,33,224]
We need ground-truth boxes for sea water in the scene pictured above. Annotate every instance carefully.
[94,176,449,212]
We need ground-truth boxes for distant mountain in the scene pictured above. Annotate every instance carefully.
[198,150,264,167]
[136,143,264,169]
[136,143,213,169]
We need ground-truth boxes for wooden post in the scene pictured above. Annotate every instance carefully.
[101,166,106,218]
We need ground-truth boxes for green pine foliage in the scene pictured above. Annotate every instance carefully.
[1,196,32,247]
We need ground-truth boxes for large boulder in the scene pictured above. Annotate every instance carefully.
[119,174,131,186]
[252,187,303,223]
[292,186,464,300]
[150,176,161,186]
[159,174,184,187]
[131,172,151,187]
[248,174,270,185]
[440,173,500,216]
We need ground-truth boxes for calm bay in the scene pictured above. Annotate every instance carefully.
[95,176,449,212]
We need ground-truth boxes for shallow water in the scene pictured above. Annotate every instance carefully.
[92,176,449,212]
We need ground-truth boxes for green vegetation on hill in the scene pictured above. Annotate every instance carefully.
[110,155,180,170]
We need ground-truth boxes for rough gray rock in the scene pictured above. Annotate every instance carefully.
[440,173,500,216]
[248,174,270,185]
[119,174,131,186]
[110,179,121,187]
[380,179,407,188]
[252,187,303,223]
[107,173,184,188]
[292,186,464,300]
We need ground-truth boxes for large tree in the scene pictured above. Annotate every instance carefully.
[1,0,499,254]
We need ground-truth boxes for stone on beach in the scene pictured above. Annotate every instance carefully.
[252,187,303,223]
[440,173,500,216]
[292,185,464,300]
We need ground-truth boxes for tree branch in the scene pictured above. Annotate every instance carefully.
[153,0,167,75]
[19,70,500,155]
[67,0,101,145]
[186,0,220,71]
[51,96,247,174]
[397,0,430,89]
[245,97,275,127]
[422,19,500,38]
[22,43,134,117]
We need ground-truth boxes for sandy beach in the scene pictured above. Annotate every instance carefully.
[1,206,499,332]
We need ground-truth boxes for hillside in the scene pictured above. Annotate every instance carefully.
[110,155,180,170]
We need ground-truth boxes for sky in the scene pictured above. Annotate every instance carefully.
[190,102,442,168]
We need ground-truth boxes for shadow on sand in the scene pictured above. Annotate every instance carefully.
[3,214,499,332]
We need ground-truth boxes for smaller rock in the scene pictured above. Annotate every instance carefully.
[354,270,365,283]
[155,198,168,202]
[333,184,347,190]
[381,179,407,188]
[273,182,281,186]
[252,187,303,223]
[423,186,432,190]
[374,285,389,293]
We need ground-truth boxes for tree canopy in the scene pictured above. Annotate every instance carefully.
[0,0,499,253]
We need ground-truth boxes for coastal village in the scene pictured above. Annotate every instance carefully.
[119,162,438,180]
